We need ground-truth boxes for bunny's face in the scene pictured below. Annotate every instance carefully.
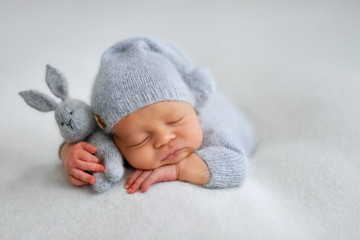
[55,99,97,143]
[20,65,100,143]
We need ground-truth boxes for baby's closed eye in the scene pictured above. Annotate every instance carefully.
[128,136,150,148]
[167,116,184,125]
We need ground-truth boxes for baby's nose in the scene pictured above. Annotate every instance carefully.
[154,130,176,148]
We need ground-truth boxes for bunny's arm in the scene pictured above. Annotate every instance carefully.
[88,131,125,182]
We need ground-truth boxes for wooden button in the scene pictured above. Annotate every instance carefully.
[94,114,106,129]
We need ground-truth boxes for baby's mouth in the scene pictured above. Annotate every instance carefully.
[161,148,185,162]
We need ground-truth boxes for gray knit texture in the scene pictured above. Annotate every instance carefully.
[19,65,125,193]
[196,92,255,188]
[91,37,215,134]
[88,131,124,192]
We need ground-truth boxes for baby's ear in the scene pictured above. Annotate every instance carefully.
[45,64,69,101]
[19,90,57,112]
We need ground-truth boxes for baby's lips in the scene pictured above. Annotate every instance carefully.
[161,148,184,161]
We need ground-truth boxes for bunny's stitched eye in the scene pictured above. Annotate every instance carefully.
[61,122,64,126]
[69,111,73,115]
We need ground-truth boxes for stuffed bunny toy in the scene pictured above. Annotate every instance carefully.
[19,65,124,193]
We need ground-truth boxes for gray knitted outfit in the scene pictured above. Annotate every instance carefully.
[91,37,254,188]
[196,92,254,188]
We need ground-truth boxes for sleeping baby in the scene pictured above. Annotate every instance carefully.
[59,37,255,193]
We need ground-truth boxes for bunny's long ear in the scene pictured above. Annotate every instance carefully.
[19,90,57,112]
[45,64,69,101]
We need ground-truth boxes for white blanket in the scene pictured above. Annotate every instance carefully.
[1,1,359,239]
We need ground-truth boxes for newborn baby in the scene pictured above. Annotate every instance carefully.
[60,37,254,193]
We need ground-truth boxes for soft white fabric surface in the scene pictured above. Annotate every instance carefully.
[1,1,359,239]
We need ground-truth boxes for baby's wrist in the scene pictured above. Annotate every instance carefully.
[176,153,210,185]
[175,158,186,181]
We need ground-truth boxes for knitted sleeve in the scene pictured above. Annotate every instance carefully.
[194,128,249,189]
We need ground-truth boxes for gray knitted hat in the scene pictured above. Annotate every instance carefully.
[91,37,215,134]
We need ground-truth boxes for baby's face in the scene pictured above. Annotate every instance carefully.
[112,101,203,170]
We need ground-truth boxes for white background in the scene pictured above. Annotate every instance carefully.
[1,1,359,239]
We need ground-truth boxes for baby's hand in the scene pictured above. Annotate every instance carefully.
[125,165,178,194]
[125,153,210,193]
[60,142,105,186]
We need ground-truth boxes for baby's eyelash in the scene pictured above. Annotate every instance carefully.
[128,136,150,148]
[168,117,184,124]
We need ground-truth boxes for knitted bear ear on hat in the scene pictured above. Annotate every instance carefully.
[143,38,216,109]
[105,37,215,109]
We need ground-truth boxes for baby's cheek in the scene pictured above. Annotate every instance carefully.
[193,130,203,150]
[125,148,157,170]
[188,122,203,151]
[123,151,140,168]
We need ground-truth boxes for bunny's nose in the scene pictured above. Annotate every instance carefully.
[66,119,74,130]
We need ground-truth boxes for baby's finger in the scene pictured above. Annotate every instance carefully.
[81,142,98,154]
[128,171,152,194]
[125,170,143,189]
[75,160,105,172]
[140,174,158,193]
[141,166,177,193]
[68,175,87,186]
[72,168,96,185]
[78,151,101,163]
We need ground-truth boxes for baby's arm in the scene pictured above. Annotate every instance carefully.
[125,143,247,193]
[60,142,105,185]
[194,128,249,188]
[195,146,247,188]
